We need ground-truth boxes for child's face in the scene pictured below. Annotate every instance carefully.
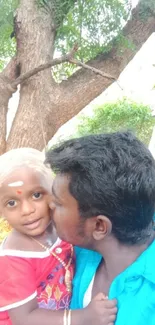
[0,167,51,237]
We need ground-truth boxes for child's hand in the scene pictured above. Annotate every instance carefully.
[84,292,117,325]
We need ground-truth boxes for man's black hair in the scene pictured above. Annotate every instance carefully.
[45,131,155,244]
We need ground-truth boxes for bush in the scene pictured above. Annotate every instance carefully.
[77,99,155,145]
[0,218,11,243]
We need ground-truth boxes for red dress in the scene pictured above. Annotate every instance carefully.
[0,238,74,325]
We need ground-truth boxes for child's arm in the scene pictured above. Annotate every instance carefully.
[9,293,117,325]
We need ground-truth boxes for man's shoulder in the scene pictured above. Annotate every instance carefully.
[74,246,102,263]
[73,247,102,287]
[71,248,102,309]
[142,239,155,283]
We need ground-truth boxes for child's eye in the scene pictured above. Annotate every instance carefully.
[7,200,17,208]
[32,192,43,199]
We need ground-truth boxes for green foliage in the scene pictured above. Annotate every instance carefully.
[114,33,136,55]
[54,0,131,78]
[138,0,155,21]
[0,0,18,70]
[0,0,131,76]
[77,99,155,145]
[38,0,76,27]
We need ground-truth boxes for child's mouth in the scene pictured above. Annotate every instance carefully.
[24,218,42,230]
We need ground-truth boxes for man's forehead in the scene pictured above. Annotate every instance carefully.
[53,173,70,186]
[52,174,70,197]
[52,174,79,209]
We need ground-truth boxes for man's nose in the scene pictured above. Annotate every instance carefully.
[21,200,35,215]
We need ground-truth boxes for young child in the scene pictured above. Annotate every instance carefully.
[0,148,117,325]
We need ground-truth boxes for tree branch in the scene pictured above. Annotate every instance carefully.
[69,58,116,80]
[11,44,78,87]
[6,0,155,152]
[11,43,115,88]
[57,0,155,110]
[50,0,155,132]
[0,57,18,154]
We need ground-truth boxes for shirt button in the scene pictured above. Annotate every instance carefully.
[55,247,62,254]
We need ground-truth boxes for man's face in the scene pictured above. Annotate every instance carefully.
[49,174,94,247]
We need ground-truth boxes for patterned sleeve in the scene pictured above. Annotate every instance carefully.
[0,255,37,311]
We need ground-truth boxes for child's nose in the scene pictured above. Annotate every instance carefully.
[22,200,35,215]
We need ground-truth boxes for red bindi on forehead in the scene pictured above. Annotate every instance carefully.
[17,190,22,194]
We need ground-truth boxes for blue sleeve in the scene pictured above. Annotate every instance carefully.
[70,247,102,309]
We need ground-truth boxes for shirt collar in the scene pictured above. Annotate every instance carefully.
[117,239,155,286]
[133,238,155,284]
[109,239,155,299]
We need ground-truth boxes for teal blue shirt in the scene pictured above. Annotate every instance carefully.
[71,240,155,324]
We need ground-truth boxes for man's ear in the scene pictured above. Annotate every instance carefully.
[93,215,112,241]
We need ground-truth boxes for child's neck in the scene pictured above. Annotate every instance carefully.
[33,222,58,248]
[4,222,58,252]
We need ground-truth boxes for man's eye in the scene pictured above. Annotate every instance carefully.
[7,200,17,208]
[32,192,42,199]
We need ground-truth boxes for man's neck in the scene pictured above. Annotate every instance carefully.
[95,232,155,282]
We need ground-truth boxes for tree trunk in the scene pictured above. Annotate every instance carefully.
[5,0,155,152]
[0,58,18,154]
[7,0,56,150]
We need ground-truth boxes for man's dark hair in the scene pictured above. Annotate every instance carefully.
[46,131,155,245]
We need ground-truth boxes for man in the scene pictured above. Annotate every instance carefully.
[46,131,155,325]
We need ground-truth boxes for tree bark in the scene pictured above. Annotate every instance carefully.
[0,58,18,154]
[5,0,155,152]
[6,0,56,151]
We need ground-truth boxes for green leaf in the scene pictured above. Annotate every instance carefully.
[0,0,132,78]
[77,98,155,145]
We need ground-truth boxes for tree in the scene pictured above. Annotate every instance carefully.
[76,99,155,145]
[0,0,155,154]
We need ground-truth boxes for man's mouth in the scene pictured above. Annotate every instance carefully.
[23,218,42,230]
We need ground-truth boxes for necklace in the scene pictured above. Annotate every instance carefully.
[31,237,73,292]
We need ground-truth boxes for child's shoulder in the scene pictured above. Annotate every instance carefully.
[0,231,51,260]
[2,230,35,251]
